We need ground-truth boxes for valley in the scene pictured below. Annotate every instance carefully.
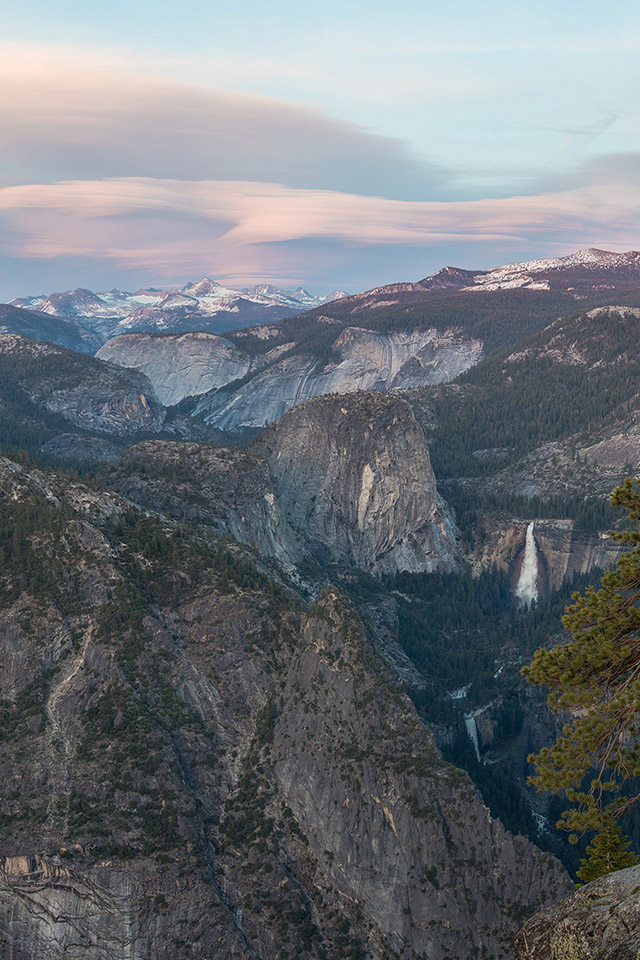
[2,247,640,958]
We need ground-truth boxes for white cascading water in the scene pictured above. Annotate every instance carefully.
[464,713,481,762]
[515,520,539,606]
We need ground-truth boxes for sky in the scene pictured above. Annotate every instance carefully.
[0,0,638,298]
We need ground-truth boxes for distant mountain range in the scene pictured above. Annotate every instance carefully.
[4,248,640,354]
[8,278,348,342]
[353,247,640,299]
[92,248,640,429]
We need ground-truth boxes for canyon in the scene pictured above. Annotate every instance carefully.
[1,250,640,958]
[0,458,571,960]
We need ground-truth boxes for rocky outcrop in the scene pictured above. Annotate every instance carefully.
[471,516,621,597]
[103,440,305,568]
[190,327,482,429]
[255,392,460,574]
[0,334,165,436]
[104,392,460,576]
[40,433,124,464]
[515,864,640,960]
[485,410,640,501]
[0,458,571,960]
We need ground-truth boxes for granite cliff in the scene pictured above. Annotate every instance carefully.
[97,331,293,406]
[190,327,482,430]
[0,456,571,960]
[98,326,482,424]
[255,392,459,575]
[104,392,459,577]
[471,516,621,598]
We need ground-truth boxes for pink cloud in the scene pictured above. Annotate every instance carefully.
[0,175,639,276]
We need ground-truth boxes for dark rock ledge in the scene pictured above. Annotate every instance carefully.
[515,864,640,960]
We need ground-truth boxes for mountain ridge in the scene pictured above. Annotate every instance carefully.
[8,279,348,342]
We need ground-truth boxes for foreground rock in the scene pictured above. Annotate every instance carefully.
[515,864,640,960]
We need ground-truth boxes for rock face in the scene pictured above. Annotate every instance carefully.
[256,392,459,575]
[0,457,571,960]
[97,331,252,404]
[515,864,640,960]
[103,440,305,568]
[104,392,459,577]
[98,326,481,426]
[97,331,294,405]
[471,517,621,597]
[190,327,482,429]
[0,334,165,436]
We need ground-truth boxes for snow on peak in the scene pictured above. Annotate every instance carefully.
[182,277,222,297]
[456,248,640,293]
[6,276,339,340]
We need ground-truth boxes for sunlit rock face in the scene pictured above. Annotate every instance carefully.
[97,331,253,404]
[255,391,460,575]
[97,331,296,406]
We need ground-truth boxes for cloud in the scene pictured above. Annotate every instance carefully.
[0,43,638,297]
[1,162,638,282]
[562,114,618,150]
[0,45,448,201]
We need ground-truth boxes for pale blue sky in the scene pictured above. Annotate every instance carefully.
[0,0,638,296]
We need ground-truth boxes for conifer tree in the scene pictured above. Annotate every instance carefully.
[576,821,638,884]
[524,477,640,878]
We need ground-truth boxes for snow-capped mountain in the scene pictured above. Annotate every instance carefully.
[9,279,348,341]
[459,248,640,292]
[342,248,640,311]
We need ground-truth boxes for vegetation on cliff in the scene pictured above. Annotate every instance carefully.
[525,477,640,879]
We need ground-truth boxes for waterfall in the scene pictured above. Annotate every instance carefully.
[464,713,481,762]
[515,520,538,606]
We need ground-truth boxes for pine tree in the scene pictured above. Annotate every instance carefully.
[576,821,638,884]
[523,477,640,873]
